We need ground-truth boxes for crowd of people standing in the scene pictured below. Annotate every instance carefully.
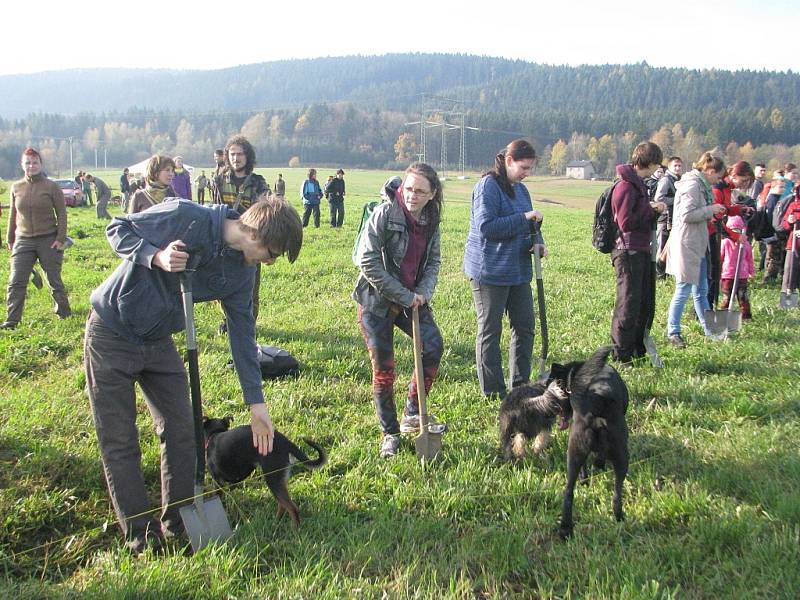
[2,134,798,553]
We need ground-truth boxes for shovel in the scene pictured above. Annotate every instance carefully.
[705,230,745,339]
[531,221,548,380]
[411,306,444,461]
[179,263,234,552]
[779,223,798,309]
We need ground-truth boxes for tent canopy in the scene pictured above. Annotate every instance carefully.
[127,158,194,177]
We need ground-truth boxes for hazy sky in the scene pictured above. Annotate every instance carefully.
[1,0,796,76]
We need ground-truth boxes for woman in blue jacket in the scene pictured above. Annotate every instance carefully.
[301,168,323,228]
[463,140,545,399]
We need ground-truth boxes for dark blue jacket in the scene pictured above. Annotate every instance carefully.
[463,175,541,286]
[90,200,263,405]
[301,179,323,206]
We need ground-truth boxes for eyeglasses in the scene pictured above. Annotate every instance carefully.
[404,186,432,197]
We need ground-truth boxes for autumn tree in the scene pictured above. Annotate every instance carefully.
[394,132,418,163]
[549,139,568,175]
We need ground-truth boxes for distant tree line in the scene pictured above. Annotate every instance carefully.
[1,56,799,179]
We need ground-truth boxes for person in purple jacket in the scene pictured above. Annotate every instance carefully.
[610,142,666,367]
[171,155,192,201]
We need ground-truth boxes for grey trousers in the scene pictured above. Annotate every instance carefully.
[96,193,112,219]
[470,280,535,397]
[84,312,195,542]
[5,233,70,325]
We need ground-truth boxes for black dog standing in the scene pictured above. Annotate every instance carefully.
[554,346,629,539]
[203,417,327,527]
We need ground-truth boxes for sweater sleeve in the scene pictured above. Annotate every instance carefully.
[52,183,68,243]
[221,282,264,406]
[7,187,17,246]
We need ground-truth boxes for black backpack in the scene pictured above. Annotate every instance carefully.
[257,345,300,379]
[226,345,301,380]
[592,183,619,253]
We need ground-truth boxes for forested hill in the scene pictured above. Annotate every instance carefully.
[2,54,800,178]
[1,54,798,125]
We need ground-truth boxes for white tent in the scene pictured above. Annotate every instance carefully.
[127,158,194,177]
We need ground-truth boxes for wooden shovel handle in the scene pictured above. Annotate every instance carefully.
[411,306,428,428]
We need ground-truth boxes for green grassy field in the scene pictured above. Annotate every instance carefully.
[1,169,798,599]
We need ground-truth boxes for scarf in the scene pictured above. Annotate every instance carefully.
[779,177,794,202]
[697,170,714,205]
[145,181,170,204]
[174,167,185,175]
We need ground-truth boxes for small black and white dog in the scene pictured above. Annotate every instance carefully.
[203,417,327,527]
[552,346,629,539]
[498,379,570,461]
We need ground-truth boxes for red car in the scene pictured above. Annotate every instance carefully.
[55,179,85,207]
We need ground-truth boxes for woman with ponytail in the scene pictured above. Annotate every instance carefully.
[665,151,727,347]
[463,140,545,399]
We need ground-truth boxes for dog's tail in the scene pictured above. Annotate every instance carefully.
[570,345,613,398]
[288,438,328,470]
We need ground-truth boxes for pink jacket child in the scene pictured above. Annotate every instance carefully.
[720,215,754,318]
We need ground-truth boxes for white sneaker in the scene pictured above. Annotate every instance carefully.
[379,434,400,458]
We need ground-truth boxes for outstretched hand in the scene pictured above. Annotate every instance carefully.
[153,240,189,272]
[250,403,274,456]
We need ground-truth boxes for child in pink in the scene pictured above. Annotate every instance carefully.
[720,215,754,319]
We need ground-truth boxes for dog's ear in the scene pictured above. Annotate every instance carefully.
[224,416,233,427]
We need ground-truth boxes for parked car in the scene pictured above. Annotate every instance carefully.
[54,179,85,207]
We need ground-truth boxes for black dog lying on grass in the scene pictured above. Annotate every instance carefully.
[203,417,327,527]
[553,346,629,539]
[499,345,629,538]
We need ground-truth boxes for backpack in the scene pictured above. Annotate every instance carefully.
[351,201,379,266]
[772,194,795,235]
[591,182,619,253]
[257,345,300,379]
[747,209,773,241]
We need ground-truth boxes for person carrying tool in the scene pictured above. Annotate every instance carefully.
[463,139,545,399]
[609,141,666,368]
[780,190,800,303]
[353,163,444,459]
[719,215,754,319]
[665,152,727,347]
[84,196,302,554]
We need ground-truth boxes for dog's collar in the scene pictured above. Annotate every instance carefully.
[204,431,219,451]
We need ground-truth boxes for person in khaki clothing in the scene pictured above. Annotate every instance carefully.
[2,147,71,329]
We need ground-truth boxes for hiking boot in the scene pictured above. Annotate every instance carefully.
[0,321,17,330]
[379,434,401,458]
[399,412,439,434]
[30,268,43,289]
[218,321,228,335]
[399,413,420,433]
[668,334,687,349]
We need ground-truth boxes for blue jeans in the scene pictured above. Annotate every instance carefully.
[667,257,711,337]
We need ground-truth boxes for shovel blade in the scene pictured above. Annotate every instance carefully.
[415,430,442,461]
[179,494,233,553]
[643,334,664,369]
[726,310,742,333]
[703,309,729,337]
[779,292,799,309]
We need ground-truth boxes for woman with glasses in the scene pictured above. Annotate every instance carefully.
[463,139,545,399]
[352,163,444,458]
